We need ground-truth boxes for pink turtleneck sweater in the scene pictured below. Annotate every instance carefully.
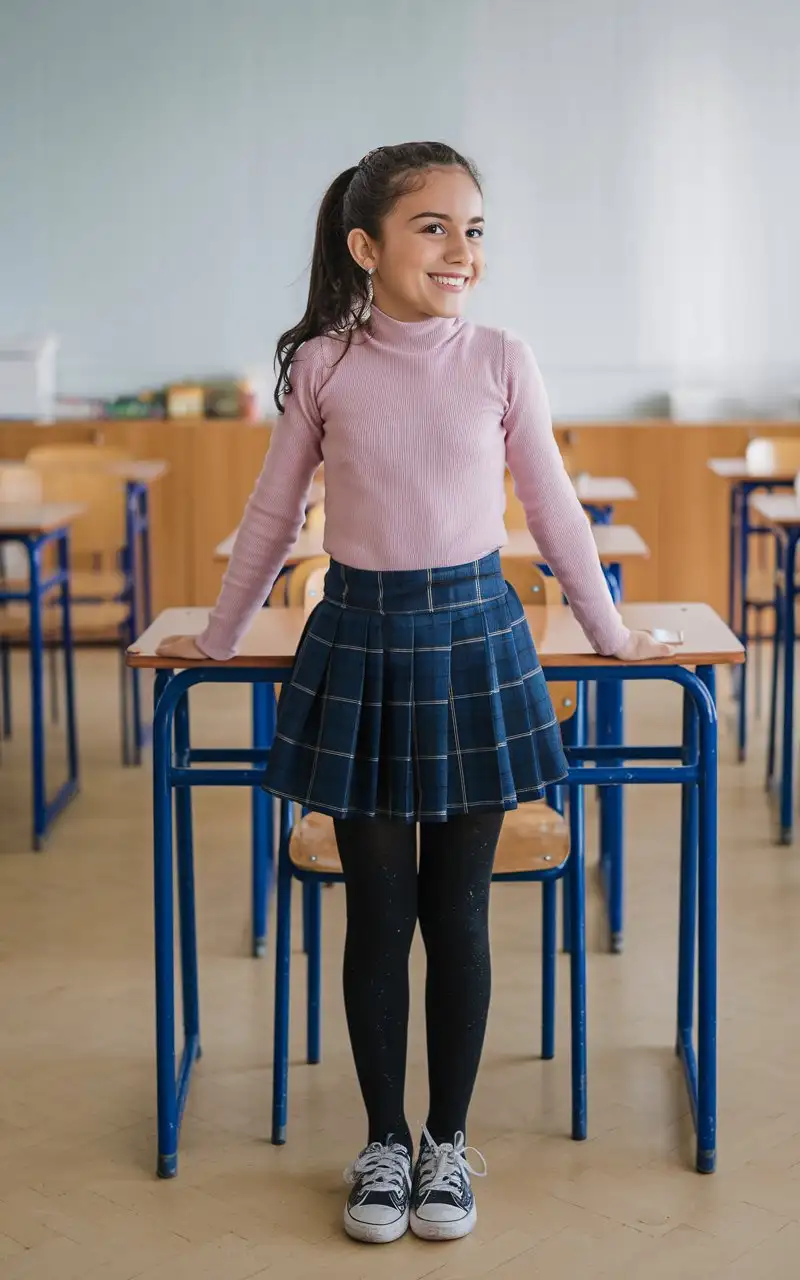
[197,306,629,661]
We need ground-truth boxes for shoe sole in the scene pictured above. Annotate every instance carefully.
[410,1203,477,1241]
[344,1208,410,1244]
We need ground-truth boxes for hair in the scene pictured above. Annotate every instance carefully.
[273,141,482,412]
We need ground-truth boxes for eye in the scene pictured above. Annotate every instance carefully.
[422,223,446,235]
[467,227,484,239]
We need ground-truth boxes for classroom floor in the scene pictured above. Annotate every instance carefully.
[1,652,799,1279]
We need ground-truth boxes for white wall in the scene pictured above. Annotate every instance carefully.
[1,0,798,416]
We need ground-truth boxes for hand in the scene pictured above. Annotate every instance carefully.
[154,634,207,662]
[612,630,675,662]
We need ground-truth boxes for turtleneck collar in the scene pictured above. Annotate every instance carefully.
[367,303,462,352]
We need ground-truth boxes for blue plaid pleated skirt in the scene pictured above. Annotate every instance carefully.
[263,552,568,822]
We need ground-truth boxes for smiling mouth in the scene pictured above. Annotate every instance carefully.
[428,274,470,292]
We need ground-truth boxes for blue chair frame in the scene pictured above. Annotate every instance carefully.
[146,659,719,1179]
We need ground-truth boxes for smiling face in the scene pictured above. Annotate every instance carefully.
[346,166,485,323]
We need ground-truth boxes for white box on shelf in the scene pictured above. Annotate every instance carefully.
[0,335,59,421]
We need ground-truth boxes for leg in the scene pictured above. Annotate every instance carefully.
[541,879,556,1060]
[140,485,153,625]
[57,532,79,790]
[28,542,47,849]
[780,535,797,843]
[251,683,275,956]
[677,685,699,1053]
[174,693,200,1053]
[48,645,59,725]
[418,811,503,1145]
[272,800,295,1144]
[306,878,323,1064]
[696,666,718,1173]
[334,816,419,1153]
[567,731,588,1141]
[1,636,11,738]
[767,540,783,791]
[153,671,178,1176]
[737,489,750,761]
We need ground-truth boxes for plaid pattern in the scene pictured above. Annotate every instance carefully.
[263,553,568,822]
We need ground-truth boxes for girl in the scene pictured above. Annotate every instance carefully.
[157,141,670,1245]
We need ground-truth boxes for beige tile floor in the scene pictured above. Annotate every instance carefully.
[1,652,799,1278]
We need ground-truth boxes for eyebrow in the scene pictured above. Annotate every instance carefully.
[408,211,485,225]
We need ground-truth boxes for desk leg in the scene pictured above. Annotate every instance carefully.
[174,693,200,1055]
[58,531,79,790]
[153,671,179,1176]
[140,485,153,626]
[677,684,699,1053]
[767,539,783,793]
[728,484,738,633]
[779,534,797,843]
[272,800,294,1145]
[597,564,625,952]
[251,683,275,957]
[1,637,11,739]
[598,681,625,952]
[696,666,718,1173]
[737,489,751,762]
[28,543,47,850]
[568,684,587,1141]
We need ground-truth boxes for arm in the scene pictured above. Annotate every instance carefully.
[194,344,324,660]
[502,333,630,656]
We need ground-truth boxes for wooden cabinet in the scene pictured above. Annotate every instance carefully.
[2,418,798,615]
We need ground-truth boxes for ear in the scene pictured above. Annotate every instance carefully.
[347,227,378,273]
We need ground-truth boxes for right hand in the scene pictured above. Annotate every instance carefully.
[612,630,675,662]
[155,634,207,662]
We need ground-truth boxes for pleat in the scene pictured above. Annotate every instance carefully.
[381,613,415,819]
[413,609,453,819]
[347,611,383,815]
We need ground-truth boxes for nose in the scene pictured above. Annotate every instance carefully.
[444,231,474,269]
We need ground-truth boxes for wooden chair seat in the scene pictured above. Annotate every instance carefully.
[289,802,569,877]
[0,601,130,641]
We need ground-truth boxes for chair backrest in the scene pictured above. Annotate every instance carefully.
[304,502,324,533]
[746,437,800,474]
[500,556,575,724]
[35,467,126,569]
[26,443,132,469]
[287,556,330,607]
[0,463,43,504]
[501,556,563,607]
[303,567,327,613]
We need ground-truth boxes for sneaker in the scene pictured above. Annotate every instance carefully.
[410,1126,487,1241]
[343,1139,412,1244]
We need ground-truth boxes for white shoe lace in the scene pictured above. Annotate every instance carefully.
[344,1141,410,1195]
[417,1126,487,1199]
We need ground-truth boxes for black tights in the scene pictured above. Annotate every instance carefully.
[334,812,503,1156]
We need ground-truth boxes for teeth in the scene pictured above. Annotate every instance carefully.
[431,275,466,288]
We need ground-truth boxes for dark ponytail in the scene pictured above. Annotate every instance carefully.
[274,141,481,412]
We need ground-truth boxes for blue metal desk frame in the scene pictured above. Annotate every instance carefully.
[0,524,79,847]
[764,521,800,843]
[145,659,719,1179]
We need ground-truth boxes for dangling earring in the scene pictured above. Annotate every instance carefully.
[366,266,375,307]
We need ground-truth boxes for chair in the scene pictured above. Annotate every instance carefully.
[269,564,587,1146]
